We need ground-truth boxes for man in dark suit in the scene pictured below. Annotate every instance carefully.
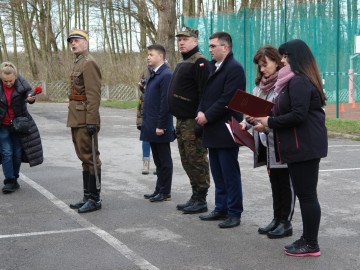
[141,44,175,202]
[196,32,246,228]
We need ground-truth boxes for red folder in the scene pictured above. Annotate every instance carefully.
[227,117,255,152]
[228,90,274,117]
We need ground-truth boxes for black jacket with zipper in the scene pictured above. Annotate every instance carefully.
[268,75,327,163]
[0,76,43,167]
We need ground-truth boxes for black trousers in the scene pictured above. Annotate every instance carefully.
[288,158,321,245]
[150,142,173,194]
[269,168,295,221]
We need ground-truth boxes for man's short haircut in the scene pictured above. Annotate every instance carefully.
[209,32,232,50]
[147,44,166,59]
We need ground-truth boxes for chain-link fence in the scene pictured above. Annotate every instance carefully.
[184,1,360,105]
[322,73,360,103]
[28,81,138,102]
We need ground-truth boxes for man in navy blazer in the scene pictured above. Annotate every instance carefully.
[140,44,175,202]
[196,32,246,228]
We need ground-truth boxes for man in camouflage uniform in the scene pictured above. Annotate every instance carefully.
[67,29,102,213]
[168,26,210,214]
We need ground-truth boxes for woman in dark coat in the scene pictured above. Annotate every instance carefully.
[256,40,327,257]
[0,62,43,194]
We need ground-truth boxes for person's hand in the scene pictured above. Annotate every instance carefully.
[239,122,247,130]
[87,124,97,136]
[195,111,208,126]
[26,96,36,103]
[254,117,269,127]
[253,123,266,132]
[156,128,165,136]
[245,116,259,126]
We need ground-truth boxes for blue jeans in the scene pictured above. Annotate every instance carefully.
[0,126,22,180]
[142,140,151,161]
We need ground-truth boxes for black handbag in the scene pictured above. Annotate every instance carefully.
[11,115,32,134]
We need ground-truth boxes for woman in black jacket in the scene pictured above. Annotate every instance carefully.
[255,40,327,257]
[0,62,43,194]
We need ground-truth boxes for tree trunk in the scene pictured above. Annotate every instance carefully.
[183,0,195,17]
[0,16,8,62]
[156,0,176,69]
[138,0,147,51]
[13,1,39,79]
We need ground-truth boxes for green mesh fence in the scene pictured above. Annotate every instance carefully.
[184,2,360,104]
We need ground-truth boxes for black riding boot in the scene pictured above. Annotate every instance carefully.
[183,189,208,214]
[78,172,102,213]
[70,171,90,209]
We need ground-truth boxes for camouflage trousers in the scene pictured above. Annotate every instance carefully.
[175,118,210,192]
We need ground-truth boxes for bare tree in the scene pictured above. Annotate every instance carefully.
[156,0,176,68]
[12,1,40,79]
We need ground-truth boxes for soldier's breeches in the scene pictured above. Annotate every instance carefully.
[71,127,102,175]
[176,119,210,191]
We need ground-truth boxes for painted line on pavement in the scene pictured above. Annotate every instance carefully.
[19,173,160,270]
[0,228,92,239]
[328,145,360,147]
[320,167,360,172]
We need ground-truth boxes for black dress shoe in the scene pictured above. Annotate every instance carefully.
[199,210,227,221]
[78,199,102,213]
[218,216,241,229]
[258,219,280,234]
[149,193,171,202]
[267,221,293,239]
[144,191,158,199]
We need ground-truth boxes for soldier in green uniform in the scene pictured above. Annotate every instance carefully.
[67,29,102,213]
[168,27,211,214]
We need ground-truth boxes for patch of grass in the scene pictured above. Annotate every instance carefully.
[101,100,138,109]
[99,102,360,138]
[326,118,360,136]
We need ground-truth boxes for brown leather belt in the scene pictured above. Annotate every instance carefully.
[69,95,87,101]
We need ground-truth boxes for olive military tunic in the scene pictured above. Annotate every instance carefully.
[67,52,102,175]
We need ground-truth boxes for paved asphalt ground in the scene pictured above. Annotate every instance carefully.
[1,103,359,270]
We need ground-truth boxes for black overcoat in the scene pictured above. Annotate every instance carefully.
[140,64,175,143]
[0,76,43,167]
[199,52,246,148]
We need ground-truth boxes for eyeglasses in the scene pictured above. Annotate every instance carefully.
[209,44,224,49]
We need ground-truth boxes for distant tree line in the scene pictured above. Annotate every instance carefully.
[0,0,357,88]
